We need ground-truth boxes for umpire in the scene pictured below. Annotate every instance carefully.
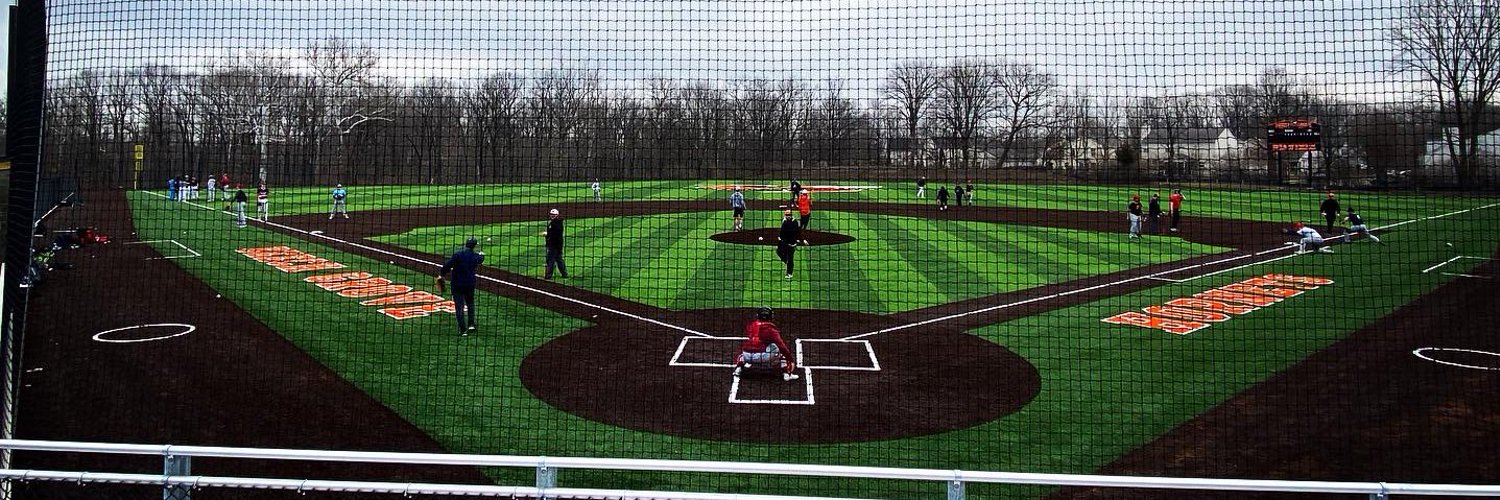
[438,236,485,336]
[777,210,801,279]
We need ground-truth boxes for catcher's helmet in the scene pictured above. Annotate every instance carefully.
[756,306,773,320]
[465,236,479,248]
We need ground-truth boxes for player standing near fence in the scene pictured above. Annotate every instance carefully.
[329,184,349,219]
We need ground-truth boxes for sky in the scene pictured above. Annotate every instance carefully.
[32,0,1427,103]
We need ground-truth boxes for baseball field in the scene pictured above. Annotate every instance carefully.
[14,180,1500,499]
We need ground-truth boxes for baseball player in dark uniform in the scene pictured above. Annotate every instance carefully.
[936,185,949,211]
[1340,207,1384,245]
[732,306,799,381]
[232,185,248,227]
[544,208,568,280]
[1320,191,1341,235]
[1148,193,1163,235]
[438,236,485,336]
[777,210,800,279]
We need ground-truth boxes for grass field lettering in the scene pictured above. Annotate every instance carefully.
[1103,274,1334,335]
[238,246,453,320]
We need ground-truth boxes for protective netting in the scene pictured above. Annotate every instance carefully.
[9,1,1500,498]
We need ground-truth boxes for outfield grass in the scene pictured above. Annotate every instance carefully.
[251,180,1495,226]
[127,186,1500,498]
[373,209,1228,314]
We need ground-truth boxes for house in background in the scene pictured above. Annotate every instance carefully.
[1418,127,1500,182]
[1140,127,1247,179]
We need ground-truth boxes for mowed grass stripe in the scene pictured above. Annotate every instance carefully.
[583,212,706,293]
[858,215,977,304]
[943,221,1083,286]
[675,237,756,310]
[841,214,943,311]
[815,239,886,313]
[922,220,1051,292]
[620,213,722,306]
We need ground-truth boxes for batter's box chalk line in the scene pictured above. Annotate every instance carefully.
[668,336,881,371]
[729,368,814,405]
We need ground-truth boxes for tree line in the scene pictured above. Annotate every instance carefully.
[31,0,1499,189]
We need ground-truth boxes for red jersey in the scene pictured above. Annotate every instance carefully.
[1169,193,1183,210]
[741,319,792,355]
[797,192,811,215]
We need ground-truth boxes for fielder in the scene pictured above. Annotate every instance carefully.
[1288,221,1333,254]
[730,186,746,231]
[1340,208,1383,245]
[591,179,602,201]
[255,183,270,221]
[777,210,800,279]
[329,183,349,219]
[732,306,800,381]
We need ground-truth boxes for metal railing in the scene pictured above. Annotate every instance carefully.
[3,439,1499,499]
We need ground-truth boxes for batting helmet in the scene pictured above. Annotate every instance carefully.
[1292,221,1304,230]
[756,306,773,320]
[465,236,479,248]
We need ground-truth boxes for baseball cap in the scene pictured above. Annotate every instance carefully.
[465,236,478,248]
[549,208,560,216]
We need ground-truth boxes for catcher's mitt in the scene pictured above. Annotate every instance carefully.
[434,276,446,293]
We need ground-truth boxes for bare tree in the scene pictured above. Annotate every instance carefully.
[991,60,1058,168]
[883,61,940,144]
[301,37,389,183]
[1348,103,1435,186]
[932,59,999,169]
[464,72,526,182]
[1391,0,1500,185]
[682,81,732,174]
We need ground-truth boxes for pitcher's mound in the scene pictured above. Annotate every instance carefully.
[711,228,854,246]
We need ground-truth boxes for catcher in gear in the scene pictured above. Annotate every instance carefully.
[733,306,800,381]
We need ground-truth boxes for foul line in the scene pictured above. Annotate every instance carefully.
[842,201,1500,341]
[125,240,201,260]
[142,191,715,338]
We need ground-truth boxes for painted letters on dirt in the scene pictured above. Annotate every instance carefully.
[237,246,453,320]
[1101,273,1333,335]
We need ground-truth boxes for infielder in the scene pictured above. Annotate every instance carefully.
[232,185,248,227]
[732,306,799,381]
[1289,221,1333,254]
[730,186,746,231]
[777,210,800,279]
[591,179,602,201]
[329,183,349,219]
[1340,208,1383,245]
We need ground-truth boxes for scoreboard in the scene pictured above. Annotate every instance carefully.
[1266,119,1321,152]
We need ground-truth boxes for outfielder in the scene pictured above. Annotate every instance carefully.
[1340,208,1383,245]
[591,179,602,201]
[732,306,799,381]
[329,183,349,219]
